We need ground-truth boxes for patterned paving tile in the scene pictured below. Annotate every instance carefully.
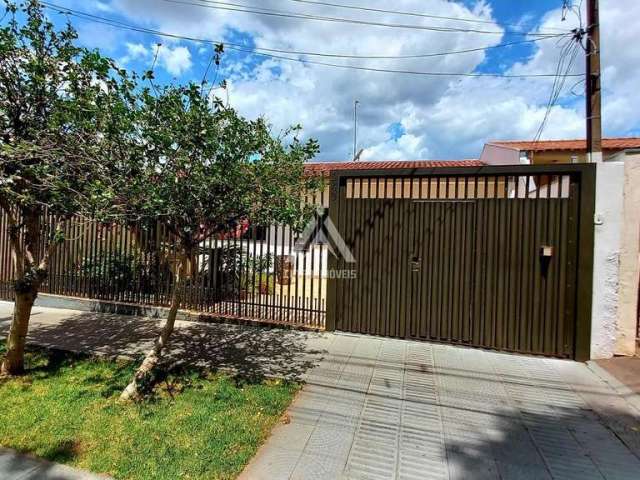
[243,335,640,480]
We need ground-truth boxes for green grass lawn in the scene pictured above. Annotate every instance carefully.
[0,343,299,480]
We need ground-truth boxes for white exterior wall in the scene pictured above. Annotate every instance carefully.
[614,153,640,355]
[590,162,625,358]
[479,144,521,165]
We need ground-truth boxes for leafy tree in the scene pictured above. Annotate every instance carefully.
[0,0,136,375]
[118,83,320,400]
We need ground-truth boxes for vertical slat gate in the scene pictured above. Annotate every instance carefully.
[329,165,595,360]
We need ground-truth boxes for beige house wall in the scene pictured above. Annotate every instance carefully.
[530,150,620,165]
[530,151,586,164]
[481,148,623,166]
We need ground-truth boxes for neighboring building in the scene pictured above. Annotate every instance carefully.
[480,137,640,165]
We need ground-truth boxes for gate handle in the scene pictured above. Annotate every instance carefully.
[410,257,421,272]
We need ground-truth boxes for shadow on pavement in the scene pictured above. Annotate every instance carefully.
[443,404,640,479]
[2,311,325,383]
[0,447,110,480]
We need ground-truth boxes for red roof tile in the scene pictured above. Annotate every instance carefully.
[488,137,640,152]
[304,159,484,175]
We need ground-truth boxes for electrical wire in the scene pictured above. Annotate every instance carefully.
[220,35,566,60]
[280,0,567,32]
[40,2,580,79]
[220,46,581,78]
[156,0,563,37]
[531,3,585,144]
[45,1,569,61]
[532,37,582,144]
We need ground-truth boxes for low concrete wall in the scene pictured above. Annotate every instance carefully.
[591,162,625,359]
[34,293,180,319]
[615,155,640,355]
[591,155,640,359]
[32,293,322,331]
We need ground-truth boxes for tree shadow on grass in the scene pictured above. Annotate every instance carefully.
[40,439,83,465]
[9,311,327,384]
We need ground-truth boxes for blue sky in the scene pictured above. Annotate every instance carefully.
[18,0,640,160]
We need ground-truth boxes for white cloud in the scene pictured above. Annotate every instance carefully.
[362,133,431,161]
[126,42,149,59]
[119,42,149,65]
[110,0,639,160]
[119,42,193,77]
[94,1,113,13]
[157,45,193,76]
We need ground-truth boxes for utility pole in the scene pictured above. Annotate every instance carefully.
[353,100,359,161]
[586,0,602,162]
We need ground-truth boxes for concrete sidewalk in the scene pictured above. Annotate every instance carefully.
[241,334,640,480]
[0,448,111,480]
[0,301,329,381]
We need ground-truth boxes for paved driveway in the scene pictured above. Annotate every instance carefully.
[241,334,640,480]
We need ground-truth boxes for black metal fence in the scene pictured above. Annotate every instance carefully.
[0,189,329,329]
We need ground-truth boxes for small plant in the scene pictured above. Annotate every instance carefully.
[214,246,277,297]
[254,272,276,295]
[78,253,139,293]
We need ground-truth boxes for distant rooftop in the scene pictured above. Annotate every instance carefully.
[304,159,484,175]
[488,137,640,152]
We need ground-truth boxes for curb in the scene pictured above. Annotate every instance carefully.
[586,360,640,414]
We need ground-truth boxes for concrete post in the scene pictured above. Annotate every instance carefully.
[590,162,624,358]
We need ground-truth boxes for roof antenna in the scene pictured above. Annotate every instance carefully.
[352,100,359,161]
[354,148,364,162]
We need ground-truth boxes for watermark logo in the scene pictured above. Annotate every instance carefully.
[294,207,356,263]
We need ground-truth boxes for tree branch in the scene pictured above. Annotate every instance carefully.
[0,197,26,278]
[37,217,63,272]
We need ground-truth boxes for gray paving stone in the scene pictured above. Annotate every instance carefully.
[0,448,111,480]
[244,335,640,479]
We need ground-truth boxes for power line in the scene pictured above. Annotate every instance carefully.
[223,46,581,78]
[47,1,568,61]
[40,2,581,79]
[225,35,566,60]
[277,0,568,33]
[157,0,563,37]
[532,37,582,144]
[532,3,585,144]
[274,35,566,60]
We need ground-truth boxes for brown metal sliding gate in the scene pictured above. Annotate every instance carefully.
[327,165,595,360]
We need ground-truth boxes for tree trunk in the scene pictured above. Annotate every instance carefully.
[1,289,37,376]
[120,254,187,401]
[0,206,58,376]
